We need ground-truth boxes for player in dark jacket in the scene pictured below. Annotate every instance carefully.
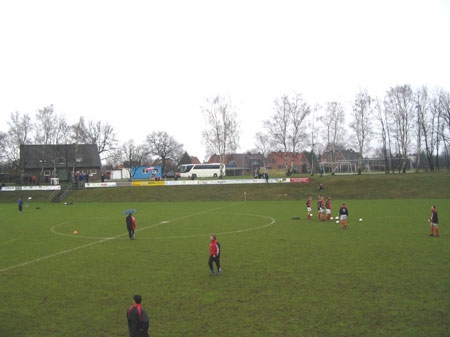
[339,203,349,229]
[429,205,440,237]
[126,214,136,239]
[18,197,23,213]
[127,295,150,337]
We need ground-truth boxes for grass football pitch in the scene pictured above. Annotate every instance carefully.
[1,199,449,337]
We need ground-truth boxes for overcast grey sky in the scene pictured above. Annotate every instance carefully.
[1,0,449,160]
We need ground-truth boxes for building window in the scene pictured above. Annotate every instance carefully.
[44,170,51,176]
[57,158,65,164]
[76,157,83,163]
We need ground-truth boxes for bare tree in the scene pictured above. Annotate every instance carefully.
[201,95,239,177]
[80,120,117,162]
[264,94,311,174]
[307,104,321,175]
[0,131,8,164]
[120,140,149,179]
[436,89,450,169]
[4,111,34,168]
[416,87,436,171]
[8,111,33,145]
[71,117,89,145]
[289,94,311,167]
[265,95,289,169]
[33,105,68,145]
[146,131,183,175]
[384,85,415,173]
[69,117,117,162]
[350,90,373,174]
[374,98,392,173]
[322,101,345,163]
[254,132,271,167]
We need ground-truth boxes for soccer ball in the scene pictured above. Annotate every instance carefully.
[336,220,339,224]
[359,218,363,222]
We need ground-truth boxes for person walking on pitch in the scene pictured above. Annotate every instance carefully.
[208,235,221,276]
[339,202,349,229]
[429,205,440,237]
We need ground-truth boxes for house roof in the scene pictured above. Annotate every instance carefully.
[207,153,264,168]
[320,149,359,162]
[20,144,101,169]
[268,151,310,168]
[191,156,201,164]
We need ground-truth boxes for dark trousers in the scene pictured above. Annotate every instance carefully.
[208,255,220,271]
[128,228,134,239]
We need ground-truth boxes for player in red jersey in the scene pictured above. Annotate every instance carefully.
[306,197,312,219]
[317,196,325,221]
[325,197,332,221]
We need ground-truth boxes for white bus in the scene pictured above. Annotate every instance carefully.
[177,163,224,178]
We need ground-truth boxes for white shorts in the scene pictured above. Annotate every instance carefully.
[340,215,347,220]
[307,207,312,212]
[326,209,331,215]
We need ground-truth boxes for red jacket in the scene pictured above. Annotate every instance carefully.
[209,240,219,257]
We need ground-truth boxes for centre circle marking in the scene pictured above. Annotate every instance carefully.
[50,213,275,240]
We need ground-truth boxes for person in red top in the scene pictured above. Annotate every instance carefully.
[317,196,325,221]
[208,235,221,276]
[325,197,332,221]
[131,215,136,232]
[126,214,137,240]
[306,197,313,219]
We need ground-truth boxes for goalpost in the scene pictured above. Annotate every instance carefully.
[319,158,415,175]
[318,161,354,174]
[338,161,353,174]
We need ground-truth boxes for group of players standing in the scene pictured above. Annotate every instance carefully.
[306,196,349,229]
[305,195,440,236]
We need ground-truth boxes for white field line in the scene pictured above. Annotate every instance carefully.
[0,203,243,273]
[0,238,114,273]
[149,213,275,240]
